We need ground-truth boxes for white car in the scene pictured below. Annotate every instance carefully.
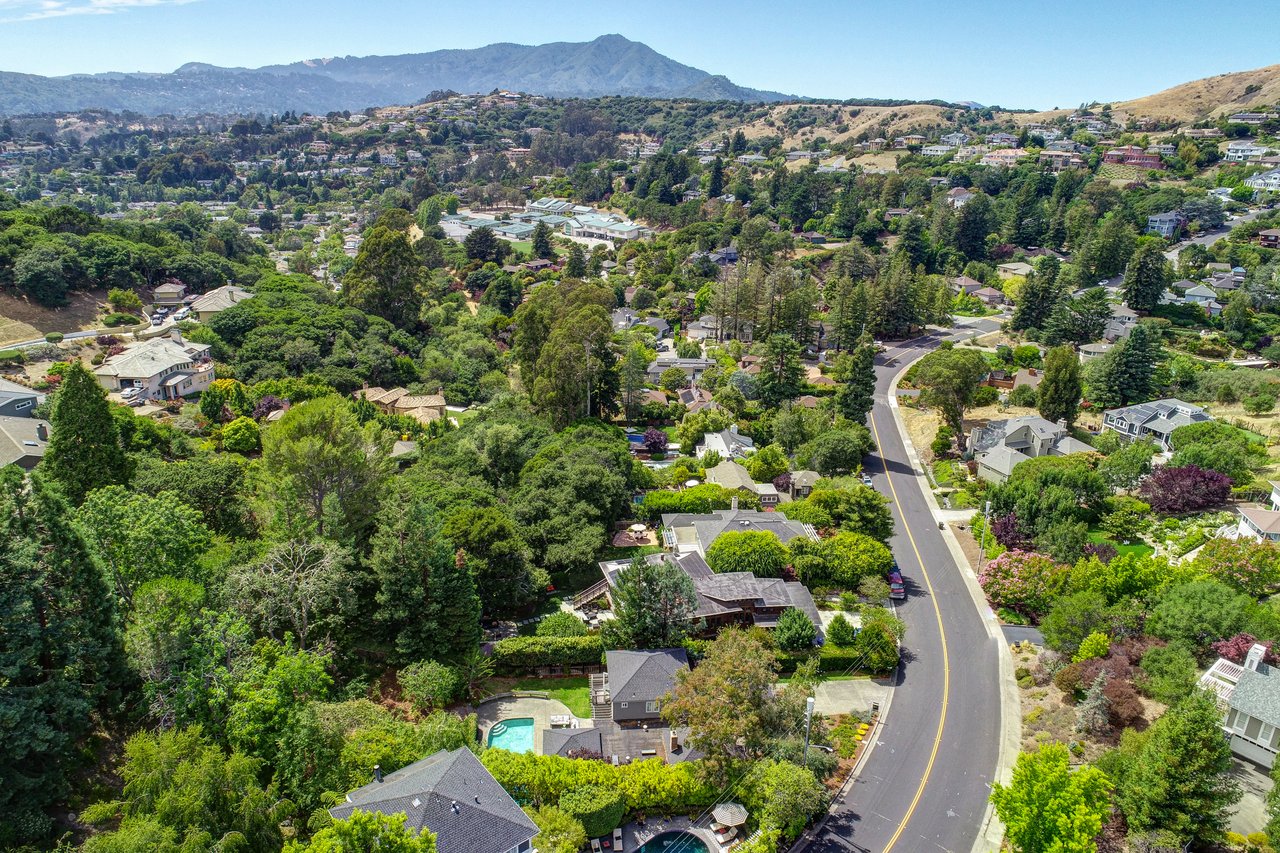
[120,387,142,401]
[172,308,190,321]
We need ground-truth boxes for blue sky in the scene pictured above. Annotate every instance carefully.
[0,0,1274,109]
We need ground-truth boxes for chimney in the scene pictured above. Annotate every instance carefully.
[36,422,48,442]
[1057,419,1067,430]
[731,496,739,511]
[373,765,382,783]
[670,731,679,752]
[1246,643,1267,672]
[729,423,738,435]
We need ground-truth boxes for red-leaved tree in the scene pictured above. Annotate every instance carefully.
[1139,464,1231,514]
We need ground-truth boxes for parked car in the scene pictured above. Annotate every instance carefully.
[172,308,190,321]
[860,472,874,486]
[120,387,142,402]
[150,315,164,326]
[888,569,906,600]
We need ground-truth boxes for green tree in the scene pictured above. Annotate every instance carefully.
[288,811,437,853]
[745,444,790,481]
[343,225,424,329]
[371,485,482,663]
[257,397,393,542]
[606,556,701,649]
[1086,323,1160,409]
[398,659,460,712]
[795,426,874,476]
[0,469,123,846]
[76,485,211,603]
[531,304,618,428]
[531,221,555,260]
[1123,241,1171,313]
[708,157,726,199]
[914,348,990,449]
[758,333,805,407]
[773,607,817,650]
[1011,271,1061,332]
[464,226,502,263]
[1037,345,1082,426]
[558,786,626,837]
[1116,692,1240,845]
[82,727,291,853]
[565,243,586,278]
[1097,440,1156,490]
[108,287,144,313]
[990,743,1111,853]
[442,505,539,616]
[14,241,73,306]
[225,538,358,651]
[706,530,789,577]
[222,415,261,453]
[528,805,586,853]
[661,628,780,774]
[831,333,877,425]
[41,361,129,505]
[749,760,828,841]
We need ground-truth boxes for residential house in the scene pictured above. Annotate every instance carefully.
[1103,145,1164,169]
[152,280,187,307]
[330,748,538,853]
[997,261,1034,279]
[354,387,447,425]
[974,286,1007,306]
[945,187,975,208]
[1147,143,1177,157]
[798,231,826,245]
[883,207,911,221]
[1184,283,1224,315]
[1199,644,1280,768]
[736,153,768,165]
[980,149,1024,168]
[1245,168,1280,193]
[1038,150,1087,172]
[954,144,989,161]
[1225,140,1271,162]
[1078,342,1113,363]
[1229,113,1279,125]
[986,132,1019,147]
[0,377,43,417]
[706,459,780,507]
[677,385,715,414]
[1259,229,1280,250]
[696,425,755,459]
[647,355,718,384]
[1146,210,1185,239]
[789,470,821,500]
[659,504,816,555]
[969,415,1095,484]
[941,131,970,147]
[93,334,213,401]
[602,649,688,722]
[1238,507,1280,544]
[598,546,822,637]
[1101,398,1212,450]
[1105,303,1139,341]
[952,275,984,295]
[188,284,250,321]
[0,416,49,469]
[921,144,954,157]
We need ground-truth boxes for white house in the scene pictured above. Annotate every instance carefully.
[93,334,213,401]
[1225,140,1272,162]
[921,144,954,157]
[1238,507,1280,543]
[696,424,755,459]
[1246,168,1280,193]
[1200,644,1280,768]
[1184,283,1224,316]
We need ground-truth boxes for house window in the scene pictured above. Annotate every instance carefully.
[14,400,31,410]
[1246,716,1263,741]
[517,841,532,853]
[619,702,628,709]
[645,701,660,713]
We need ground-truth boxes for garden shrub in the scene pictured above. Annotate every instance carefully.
[558,786,626,838]
[490,636,605,673]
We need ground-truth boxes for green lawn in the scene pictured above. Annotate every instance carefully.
[1087,527,1154,559]
[509,676,591,717]
[507,240,533,254]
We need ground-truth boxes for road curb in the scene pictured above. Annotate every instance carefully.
[883,342,1020,853]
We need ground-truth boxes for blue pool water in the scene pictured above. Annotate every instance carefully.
[487,717,535,753]
[636,832,709,853]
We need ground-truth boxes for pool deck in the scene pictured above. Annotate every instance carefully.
[475,694,580,754]
[624,817,720,853]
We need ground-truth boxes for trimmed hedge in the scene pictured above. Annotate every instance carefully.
[490,636,605,674]
[559,786,627,838]
[0,349,25,365]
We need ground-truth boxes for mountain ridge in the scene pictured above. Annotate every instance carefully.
[0,34,795,116]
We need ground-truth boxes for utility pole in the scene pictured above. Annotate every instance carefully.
[802,696,815,767]
[979,500,992,570]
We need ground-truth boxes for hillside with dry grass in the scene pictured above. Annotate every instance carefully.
[709,102,958,147]
[1108,63,1280,123]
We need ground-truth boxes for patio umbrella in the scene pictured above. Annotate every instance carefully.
[684,479,701,488]
[712,803,748,826]
[630,523,647,533]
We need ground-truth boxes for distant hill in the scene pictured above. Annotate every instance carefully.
[1107,63,1280,123]
[0,35,794,116]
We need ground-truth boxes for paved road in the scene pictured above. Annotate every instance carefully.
[807,319,1003,853]
[1163,207,1268,261]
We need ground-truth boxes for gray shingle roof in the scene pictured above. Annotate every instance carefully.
[542,727,604,758]
[1233,664,1280,728]
[606,649,689,704]
[330,748,536,853]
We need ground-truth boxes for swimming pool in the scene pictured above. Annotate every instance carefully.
[636,831,709,853]
[487,717,536,753]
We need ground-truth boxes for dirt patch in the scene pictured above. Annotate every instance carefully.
[0,290,108,345]
[950,521,985,568]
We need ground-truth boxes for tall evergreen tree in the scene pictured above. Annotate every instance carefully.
[707,157,725,199]
[1123,241,1171,313]
[1088,323,1160,409]
[605,556,701,649]
[1010,271,1061,332]
[1116,692,1239,845]
[1037,345,1083,426]
[564,243,586,278]
[758,333,804,408]
[41,361,129,505]
[531,221,555,260]
[0,469,124,845]
[833,333,877,425]
[343,225,425,329]
[370,484,481,665]
[955,192,996,261]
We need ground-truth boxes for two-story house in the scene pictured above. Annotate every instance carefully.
[1100,398,1212,451]
[1200,644,1280,768]
[602,649,689,723]
[93,334,213,401]
[970,416,1095,483]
